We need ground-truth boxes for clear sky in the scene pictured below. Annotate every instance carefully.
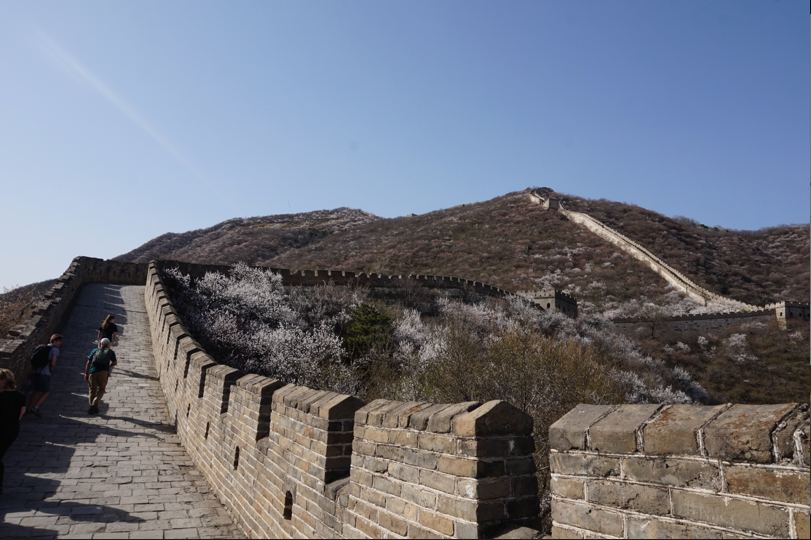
[0,1,808,290]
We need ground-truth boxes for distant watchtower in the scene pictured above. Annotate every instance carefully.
[528,189,560,210]
[516,289,578,318]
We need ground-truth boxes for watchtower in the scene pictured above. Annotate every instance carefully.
[516,289,578,318]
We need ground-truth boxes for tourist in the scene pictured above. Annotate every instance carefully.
[28,334,62,417]
[96,315,118,347]
[84,338,117,415]
[0,369,26,495]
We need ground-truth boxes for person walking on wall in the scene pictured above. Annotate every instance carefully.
[0,369,26,495]
[85,338,117,415]
[28,334,62,417]
[96,315,118,347]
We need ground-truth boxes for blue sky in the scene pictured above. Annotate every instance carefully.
[0,1,808,289]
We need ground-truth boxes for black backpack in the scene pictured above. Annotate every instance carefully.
[92,348,112,370]
[30,344,52,369]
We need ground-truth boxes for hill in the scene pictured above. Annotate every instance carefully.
[114,207,379,265]
[116,189,809,315]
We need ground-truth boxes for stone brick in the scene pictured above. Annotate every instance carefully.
[368,401,405,427]
[436,495,478,521]
[387,497,418,521]
[401,484,438,508]
[623,456,722,491]
[505,457,536,476]
[418,432,455,453]
[373,475,401,497]
[452,400,533,437]
[551,500,623,537]
[407,523,443,539]
[456,477,512,500]
[409,404,450,431]
[550,477,584,500]
[419,469,457,494]
[382,401,426,428]
[589,404,661,453]
[549,405,615,451]
[378,510,409,536]
[376,444,405,462]
[550,525,584,539]
[549,453,620,478]
[625,518,723,539]
[418,509,455,536]
[390,429,419,448]
[355,399,390,424]
[642,404,726,455]
[586,480,669,515]
[724,464,809,504]
[389,462,421,484]
[773,408,808,462]
[437,456,505,478]
[671,490,789,537]
[794,511,810,540]
[704,403,798,464]
[427,401,479,433]
[404,448,439,470]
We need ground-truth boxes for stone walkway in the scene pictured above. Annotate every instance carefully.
[0,284,243,539]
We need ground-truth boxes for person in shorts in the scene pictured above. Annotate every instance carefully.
[28,334,62,417]
[0,369,26,495]
[96,315,118,347]
[84,338,117,415]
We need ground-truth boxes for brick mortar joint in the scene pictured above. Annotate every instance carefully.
[551,473,811,510]
[552,496,785,539]
[549,449,810,472]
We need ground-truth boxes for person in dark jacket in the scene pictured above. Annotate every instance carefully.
[96,315,118,347]
[0,369,26,495]
[84,338,118,415]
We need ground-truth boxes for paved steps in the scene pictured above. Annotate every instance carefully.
[0,284,243,539]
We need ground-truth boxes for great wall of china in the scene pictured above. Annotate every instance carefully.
[529,189,810,334]
[0,256,808,538]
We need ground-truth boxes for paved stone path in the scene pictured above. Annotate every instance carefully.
[0,284,243,539]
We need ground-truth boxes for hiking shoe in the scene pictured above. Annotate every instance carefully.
[90,405,99,415]
[88,406,94,415]
[31,407,41,417]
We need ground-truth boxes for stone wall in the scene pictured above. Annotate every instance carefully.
[548,403,810,539]
[608,309,779,341]
[0,256,148,381]
[145,262,541,538]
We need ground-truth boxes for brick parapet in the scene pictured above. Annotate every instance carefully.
[548,404,810,539]
[144,261,542,538]
[0,256,148,382]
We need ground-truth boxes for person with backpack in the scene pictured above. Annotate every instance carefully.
[0,369,26,495]
[84,338,117,415]
[96,315,118,347]
[28,334,62,417]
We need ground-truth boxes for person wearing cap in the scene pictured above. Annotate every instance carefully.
[84,338,118,415]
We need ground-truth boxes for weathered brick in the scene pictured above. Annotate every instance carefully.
[623,456,721,491]
[625,518,722,539]
[550,525,584,539]
[365,427,390,444]
[381,401,426,428]
[586,480,669,515]
[671,490,789,537]
[505,457,536,476]
[725,464,809,504]
[418,509,454,536]
[436,495,478,521]
[355,514,384,539]
[506,497,539,519]
[409,404,450,431]
[704,403,798,464]
[376,444,406,462]
[389,462,421,484]
[355,399,390,424]
[401,483,438,507]
[772,408,808,462]
[418,432,455,453]
[378,510,409,536]
[427,401,479,433]
[642,404,726,455]
[373,475,401,497]
[407,522,443,539]
[404,448,439,470]
[589,404,661,453]
[390,429,419,448]
[419,469,457,494]
[456,477,512,500]
[452,400,533,437]
[549,405,615,451]
[551,500,623,537]
[794,511,810,540]
[551,477,584,500]
[549,453,620,478]
[368,401,404,427]
[387,497,418,521]
[437,456,505,478]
